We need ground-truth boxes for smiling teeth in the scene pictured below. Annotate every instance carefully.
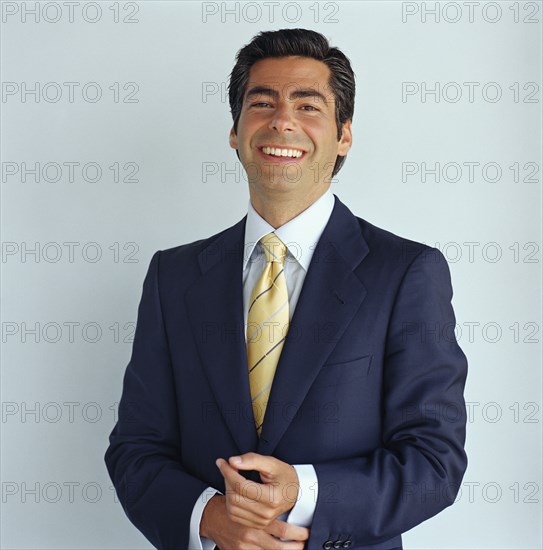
[262,147,303,158]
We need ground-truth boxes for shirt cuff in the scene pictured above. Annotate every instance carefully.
[189,486,223,550]
[286,463,318,526]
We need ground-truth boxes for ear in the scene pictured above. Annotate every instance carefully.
[229,127,238,149]
[337,119,352,156]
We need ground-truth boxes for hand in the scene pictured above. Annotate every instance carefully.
[201,494,309,550]
[215,453,301,530]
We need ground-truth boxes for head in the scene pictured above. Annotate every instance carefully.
[228,28,355,190]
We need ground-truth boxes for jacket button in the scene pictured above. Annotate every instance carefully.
[342,541,353,548]
[333,541,343,548]
[323,541,333,550]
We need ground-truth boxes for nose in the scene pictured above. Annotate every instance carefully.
[268,104,295,133]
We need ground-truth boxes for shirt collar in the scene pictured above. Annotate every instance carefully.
[243,188,335,272]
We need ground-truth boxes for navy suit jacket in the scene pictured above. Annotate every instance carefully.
[105,195,468,550]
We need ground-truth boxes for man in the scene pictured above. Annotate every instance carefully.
[105,28,468,550]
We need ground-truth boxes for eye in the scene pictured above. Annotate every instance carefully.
[301,105,319,111]
[251,102,272,108]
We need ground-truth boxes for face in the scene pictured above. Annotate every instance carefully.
[229,56,352,204]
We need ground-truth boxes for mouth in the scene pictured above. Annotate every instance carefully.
[258,145,307,160]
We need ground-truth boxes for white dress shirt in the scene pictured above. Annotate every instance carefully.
[188,189,335,549]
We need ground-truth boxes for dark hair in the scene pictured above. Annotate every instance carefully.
[228,28,355,178]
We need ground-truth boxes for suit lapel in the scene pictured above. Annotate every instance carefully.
[257,196,369,456]
[185,217,259,455]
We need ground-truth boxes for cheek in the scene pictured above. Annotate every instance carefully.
[303,122,335,147]
[237,123,257,148]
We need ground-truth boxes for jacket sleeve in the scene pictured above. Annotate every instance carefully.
[104,251,212,549]
[307,247,468,548]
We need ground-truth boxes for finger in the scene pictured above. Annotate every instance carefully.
[265,519,310,542]
[256,530,306,550]
[225,494,277,526]
[226,506,270,529]
[216,458,254,491]
[220,461,278,510]
[228,452,278,476]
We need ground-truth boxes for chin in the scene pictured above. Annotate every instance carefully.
[251,179,298,194]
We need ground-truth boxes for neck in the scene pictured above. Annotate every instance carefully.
[249,184,330,229]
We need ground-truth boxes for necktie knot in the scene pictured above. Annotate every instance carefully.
[259,232,287,265]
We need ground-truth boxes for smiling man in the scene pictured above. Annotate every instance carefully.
[229,54,352,229]
[105,29,468,550]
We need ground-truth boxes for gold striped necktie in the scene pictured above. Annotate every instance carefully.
[246,232,290,437]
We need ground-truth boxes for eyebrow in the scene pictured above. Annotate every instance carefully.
[245,86,329,105]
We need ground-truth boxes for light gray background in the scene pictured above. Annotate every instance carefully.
[1,1,542,548]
